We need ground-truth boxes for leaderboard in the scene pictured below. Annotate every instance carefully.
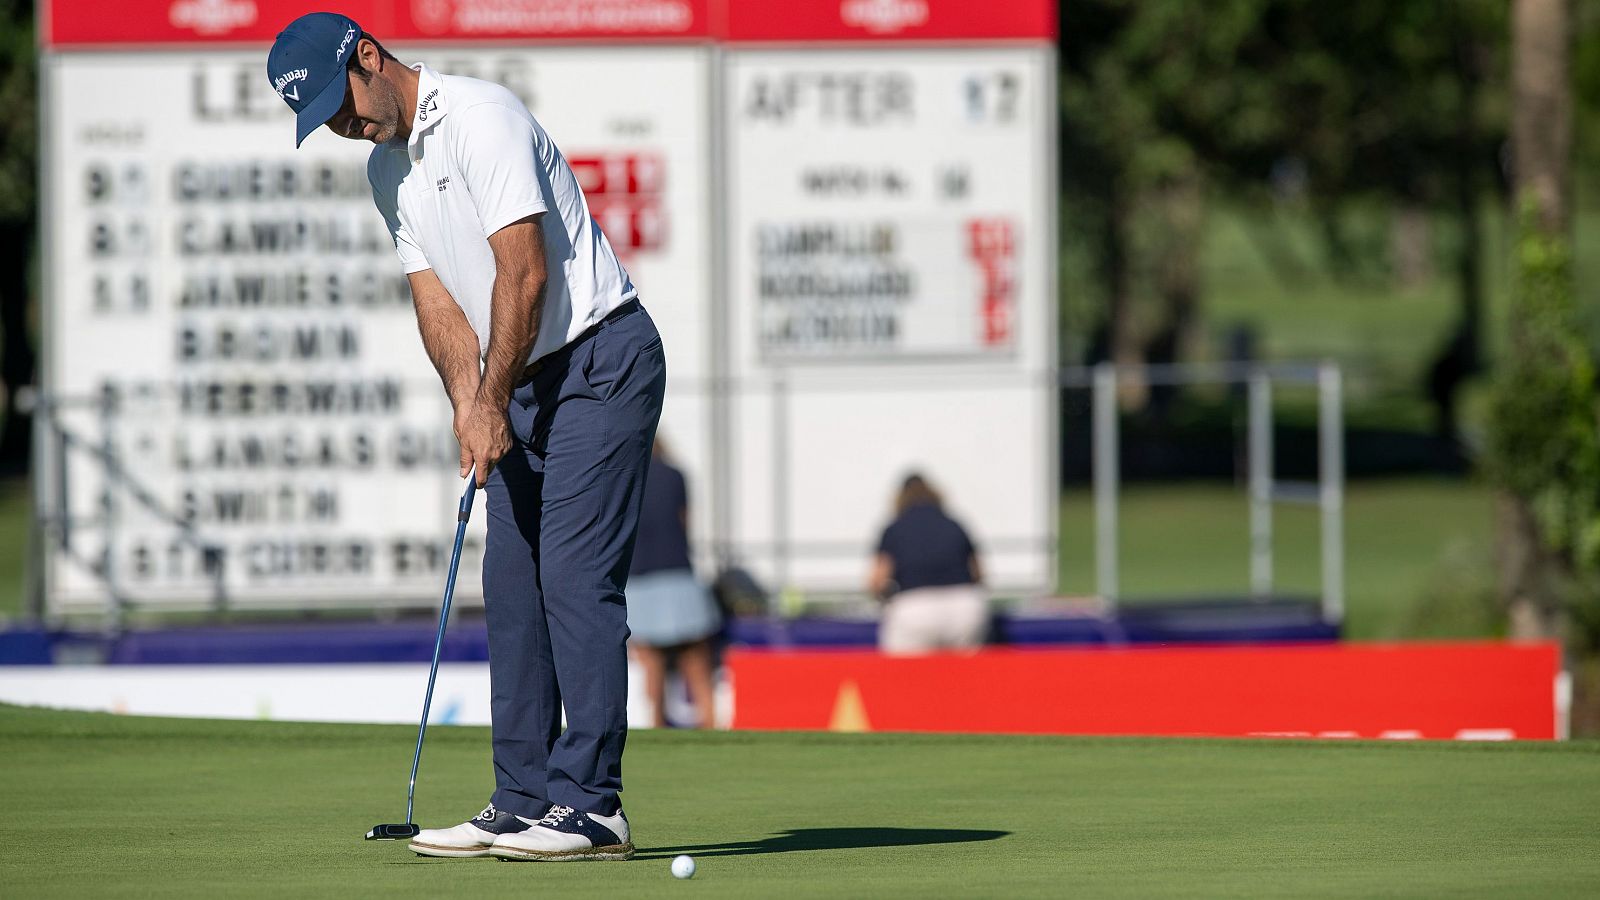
[39,0,1056,610]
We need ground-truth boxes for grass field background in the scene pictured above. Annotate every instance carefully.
[0,477,29,620]
[1188,200,1600,408]
[1057,478,1499,641]
[3,704,1597,898]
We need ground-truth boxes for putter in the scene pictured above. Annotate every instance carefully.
[366,473,479,841]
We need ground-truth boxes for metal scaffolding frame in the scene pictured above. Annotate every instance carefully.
[1067,361,1345,623]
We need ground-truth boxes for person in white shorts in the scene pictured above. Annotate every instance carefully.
[625,438,721,728]
[867,473,989,655]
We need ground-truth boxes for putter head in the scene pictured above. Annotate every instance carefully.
[366,823,421,841]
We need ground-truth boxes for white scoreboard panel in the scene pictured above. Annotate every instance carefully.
[42,47,711,612]
[723,48,1056,592]
[729,50,1042,362]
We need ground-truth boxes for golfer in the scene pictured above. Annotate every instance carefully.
[268,13,664,861]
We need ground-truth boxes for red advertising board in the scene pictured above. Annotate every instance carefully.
[43,0,1055,47]
[44,0,715,46]
[721,0,1056,42]
[726,642,1563,740]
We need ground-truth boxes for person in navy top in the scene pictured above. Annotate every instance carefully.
[626,439,721,727]
[867,473,988,654]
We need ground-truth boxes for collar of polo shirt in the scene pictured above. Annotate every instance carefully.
[408,64,448,160]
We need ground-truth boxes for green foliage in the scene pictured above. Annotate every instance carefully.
[1060,0,1508,208]
[0,0,35,225]
[1057,0,1509,356]
[1407,534,1502,640]
[1485,203,1600,573]
[0,477,28,619]
[1573,0,1600,171]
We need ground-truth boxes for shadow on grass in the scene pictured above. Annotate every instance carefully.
[634,827,1009,860]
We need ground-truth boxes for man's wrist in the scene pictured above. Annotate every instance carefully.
[474,379,512,412]
[450,383,480,411]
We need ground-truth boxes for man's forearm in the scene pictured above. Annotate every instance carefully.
[477,270,545,411]
[414,291,482,410]
[477,216,550,413]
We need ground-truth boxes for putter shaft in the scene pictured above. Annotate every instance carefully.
[403,476,478,827]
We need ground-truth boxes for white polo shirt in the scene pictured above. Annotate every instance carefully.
[368,64,636,365]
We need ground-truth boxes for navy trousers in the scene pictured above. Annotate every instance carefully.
[483,300,665,817]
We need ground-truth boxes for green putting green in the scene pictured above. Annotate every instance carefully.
[3,704,1598,898]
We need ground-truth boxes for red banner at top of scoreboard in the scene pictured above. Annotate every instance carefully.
[720,0,1055,42]
[44,0,715,45]
[43,0,1055,47]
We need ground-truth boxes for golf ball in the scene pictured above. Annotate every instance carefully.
[671,854,696,879]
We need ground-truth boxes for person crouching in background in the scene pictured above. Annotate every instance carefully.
[867,473,988,655]
[627,438,721,727]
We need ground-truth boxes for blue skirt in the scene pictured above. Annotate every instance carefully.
[625,568,722,647]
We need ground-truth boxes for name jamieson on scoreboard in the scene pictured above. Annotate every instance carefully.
[176,271,410,310]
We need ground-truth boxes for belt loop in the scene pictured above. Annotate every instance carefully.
[517,359,545,387]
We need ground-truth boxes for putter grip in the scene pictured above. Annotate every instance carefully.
[458,472,477,520]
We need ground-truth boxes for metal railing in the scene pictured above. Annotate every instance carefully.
[27,391,230,627]
[1063,361,1344,622]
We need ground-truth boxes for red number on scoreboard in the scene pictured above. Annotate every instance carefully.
[967,218,1015,347]
[569,153,668,254]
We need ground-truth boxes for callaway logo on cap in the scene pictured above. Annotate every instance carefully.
[266,12,363,148]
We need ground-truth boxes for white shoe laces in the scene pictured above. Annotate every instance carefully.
[474,804,497,822]
[538,805,576,828]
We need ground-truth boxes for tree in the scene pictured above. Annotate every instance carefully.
[1059,1,1273,409]
[1486,207,1597,641]
[0,0,36,474]
[1179,1,1507,449]
[1511,0,1573,233]
[1488,0,1596,647]
[1057,0,1508,436]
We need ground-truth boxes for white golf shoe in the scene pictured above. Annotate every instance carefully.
[410,804,537,858]
[489,805,634,861]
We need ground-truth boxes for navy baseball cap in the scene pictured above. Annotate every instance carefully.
[267,12,363,147]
